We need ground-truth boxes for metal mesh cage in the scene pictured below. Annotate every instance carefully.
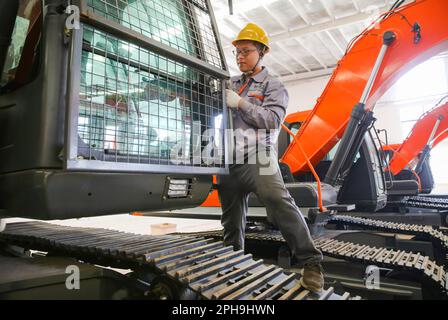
[85,0,224,70]
[76,24,226,171]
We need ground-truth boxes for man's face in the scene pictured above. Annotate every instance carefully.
[234,41,260,73]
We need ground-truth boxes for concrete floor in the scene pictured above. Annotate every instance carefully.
[4,212,223,236]
[3,211,224,275]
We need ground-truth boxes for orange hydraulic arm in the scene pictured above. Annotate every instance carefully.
[281,0,448,174]
[285,110,312,124]
[382,144,401,153]
[388,100,448,175]
[281,124,325,212]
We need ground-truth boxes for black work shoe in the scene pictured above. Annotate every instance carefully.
[300,263,324,293]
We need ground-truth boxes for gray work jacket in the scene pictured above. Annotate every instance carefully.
[229,67,289,162]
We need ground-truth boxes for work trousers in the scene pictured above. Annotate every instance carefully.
[217,157,323,266]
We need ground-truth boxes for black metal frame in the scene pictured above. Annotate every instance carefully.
[65,0,231,175]
[73,0,228,78]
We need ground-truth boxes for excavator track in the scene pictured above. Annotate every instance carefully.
[176,230,448,297]
[402,196,448,210]
[0,221,359,301]
[329,215,448,263]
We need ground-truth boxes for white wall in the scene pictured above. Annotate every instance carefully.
[371,105,402,144]
[430,140,448,194]
[375,55,448,143]
[284,76,331,114]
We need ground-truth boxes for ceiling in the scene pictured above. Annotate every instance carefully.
[210,0,412,84]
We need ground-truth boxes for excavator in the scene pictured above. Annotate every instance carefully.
[0,0,365,300]
[375,99,448,214]
[1,0,448,300]
[384,99,448,191]
[278,99,448,213]
[386,99,448,179]
[277,0,448,218]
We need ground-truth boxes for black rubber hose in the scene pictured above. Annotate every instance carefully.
[383,0,405,20]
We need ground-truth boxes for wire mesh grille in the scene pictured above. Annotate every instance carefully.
[191,0,207,10]
[85,0,224,70]
[77,25,225,169]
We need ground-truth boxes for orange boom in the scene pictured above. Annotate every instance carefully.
[281,0,448,174]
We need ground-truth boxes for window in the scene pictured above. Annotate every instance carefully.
[387,55,448,192]
[79,26,190,160]
[193,5,223,68]
[290,122,302,136]
[122,0,194,55]
[393,58,447,102]
[286,122,302,145]
[430,140,448,190]
[76,1,226,169]
[326,141,341,161]
[1,0,42,88]
[78,26,224,167]
[380,56,448,139]
[86,0,224,69]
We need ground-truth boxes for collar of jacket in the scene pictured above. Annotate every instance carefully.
[235,66,269,84]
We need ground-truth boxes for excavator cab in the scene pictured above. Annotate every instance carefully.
[278,123,388,212]
[274,107,388,212]
[392,159,434,194]
[0,0,230,220]
[335,130,388,211]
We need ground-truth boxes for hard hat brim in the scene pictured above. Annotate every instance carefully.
[232,38,270,49]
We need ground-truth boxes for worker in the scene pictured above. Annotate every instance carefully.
[218,23,324,293]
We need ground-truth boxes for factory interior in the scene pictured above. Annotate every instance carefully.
[0,0,448,303]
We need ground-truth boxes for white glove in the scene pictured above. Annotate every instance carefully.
[225,89,242,109]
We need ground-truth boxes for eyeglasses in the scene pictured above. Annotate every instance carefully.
[232,48,258,57]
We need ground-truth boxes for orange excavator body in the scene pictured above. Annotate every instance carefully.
[387,101,448,175]
[285,110,312,124]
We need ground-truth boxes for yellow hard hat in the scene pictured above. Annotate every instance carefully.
[232,23,270,49]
